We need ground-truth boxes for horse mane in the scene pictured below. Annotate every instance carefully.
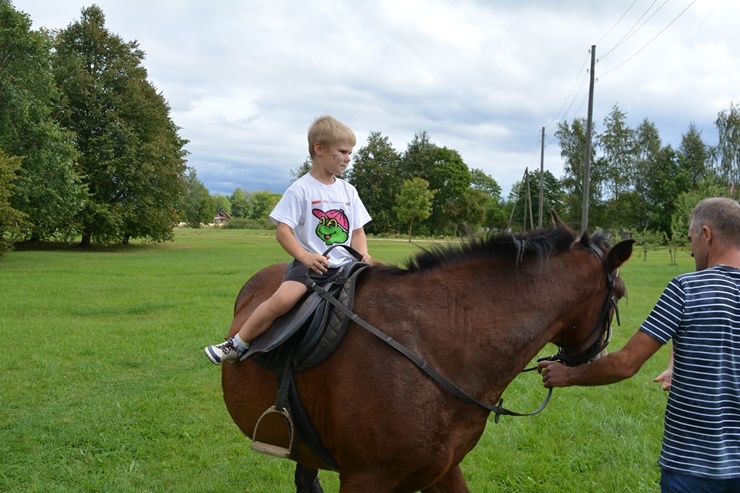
[380,226,611,275]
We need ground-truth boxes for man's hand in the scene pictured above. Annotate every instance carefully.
[653,369,672,391]
[537,360,571,388]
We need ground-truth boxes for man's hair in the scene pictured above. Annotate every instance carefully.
[690,197,740,246]
[308,115,356,158]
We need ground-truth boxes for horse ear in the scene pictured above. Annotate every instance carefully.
[550,210,565,227]
[606,239,635,271]
[551,210,576,238]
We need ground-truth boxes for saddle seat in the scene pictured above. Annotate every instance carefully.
[244,260,369,372]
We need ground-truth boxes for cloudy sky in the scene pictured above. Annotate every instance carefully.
[13,0,738,198]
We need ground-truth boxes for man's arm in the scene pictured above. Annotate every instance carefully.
[538,331,663,387]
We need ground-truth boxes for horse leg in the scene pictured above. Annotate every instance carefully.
[421,466,470,493]
[295,464,323,493]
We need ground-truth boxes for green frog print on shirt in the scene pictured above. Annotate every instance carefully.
[312,208,350,245]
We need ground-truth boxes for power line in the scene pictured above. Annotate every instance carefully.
[600,0,664,61]
[532,0,695,186]
[595,0,638,46]
[600,0,696,78]
[545,50,591,130]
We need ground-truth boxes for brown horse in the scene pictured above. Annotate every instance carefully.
[221,220,634,492]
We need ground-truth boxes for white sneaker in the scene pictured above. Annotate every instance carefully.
[204,338,248,365]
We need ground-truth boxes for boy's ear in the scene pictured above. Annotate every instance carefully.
[313,141,324,155]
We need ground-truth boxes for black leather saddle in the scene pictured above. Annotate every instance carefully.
[245,259,369,372]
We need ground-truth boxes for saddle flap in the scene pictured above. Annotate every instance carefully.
[244,291,324,357]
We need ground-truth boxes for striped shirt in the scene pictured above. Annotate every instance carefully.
[640,265,740,479]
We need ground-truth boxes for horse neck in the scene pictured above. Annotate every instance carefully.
[442,254,595,400]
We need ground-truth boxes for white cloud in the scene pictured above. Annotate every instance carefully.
[14,0,737,198]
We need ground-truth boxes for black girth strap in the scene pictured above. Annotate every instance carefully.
[270,337,341,471]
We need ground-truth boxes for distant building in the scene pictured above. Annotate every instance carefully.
[213,210,231,224]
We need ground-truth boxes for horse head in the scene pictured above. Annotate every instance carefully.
[547,214,634,366]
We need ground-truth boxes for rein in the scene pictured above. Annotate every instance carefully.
[307,243,616,423]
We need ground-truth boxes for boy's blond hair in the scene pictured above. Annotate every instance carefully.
[308,115,356,159]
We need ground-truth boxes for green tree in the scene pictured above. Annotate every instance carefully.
[0,2,86,243]
[644,146,690,237]
[0,149,27,256]
[554,118,604,228]
[535,170,565,226]
[470,168,507,231]
[631,227,664,262]
[445,188,487,236]
[290,157,312,182]
[633,119,662,197]
[606,119,661,232]
[399,131,438,183]
[230,189,252,218]
[470,168,501,198]
[181,168,214,228]
[213,194,231,215]
[52,5,188,246]
[248,190,281,222]
[714,102,740,185]
[599,104,636,200]
[345,131,402,234]
[427,147,472,235]
[506,169,565,231]
[678,123,711,188]
[395,178,435,241]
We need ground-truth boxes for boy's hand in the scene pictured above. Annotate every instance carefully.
[302,253,330,274]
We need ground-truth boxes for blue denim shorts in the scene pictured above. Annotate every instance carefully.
[660,469,740,493]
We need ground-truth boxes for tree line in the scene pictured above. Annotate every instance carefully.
[186,101,739,247]
[2,1,738,258]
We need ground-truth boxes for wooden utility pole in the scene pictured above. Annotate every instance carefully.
[538,126,545,228]
[525,169,534,230]
[581,45,596,233]
[508,168,532,230]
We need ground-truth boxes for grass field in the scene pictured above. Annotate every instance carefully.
[0,229,694,492]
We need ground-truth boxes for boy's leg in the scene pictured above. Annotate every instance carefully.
[236,280,308,342]
[204,280,308,365]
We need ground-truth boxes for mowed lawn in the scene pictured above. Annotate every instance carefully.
[0,229,693,492]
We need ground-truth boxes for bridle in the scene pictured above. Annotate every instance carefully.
[307,242,621,423]
[542,242,621,367]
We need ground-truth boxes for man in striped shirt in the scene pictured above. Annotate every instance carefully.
[539,197,740,493]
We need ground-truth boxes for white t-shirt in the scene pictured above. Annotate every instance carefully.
[269,173,371,268]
